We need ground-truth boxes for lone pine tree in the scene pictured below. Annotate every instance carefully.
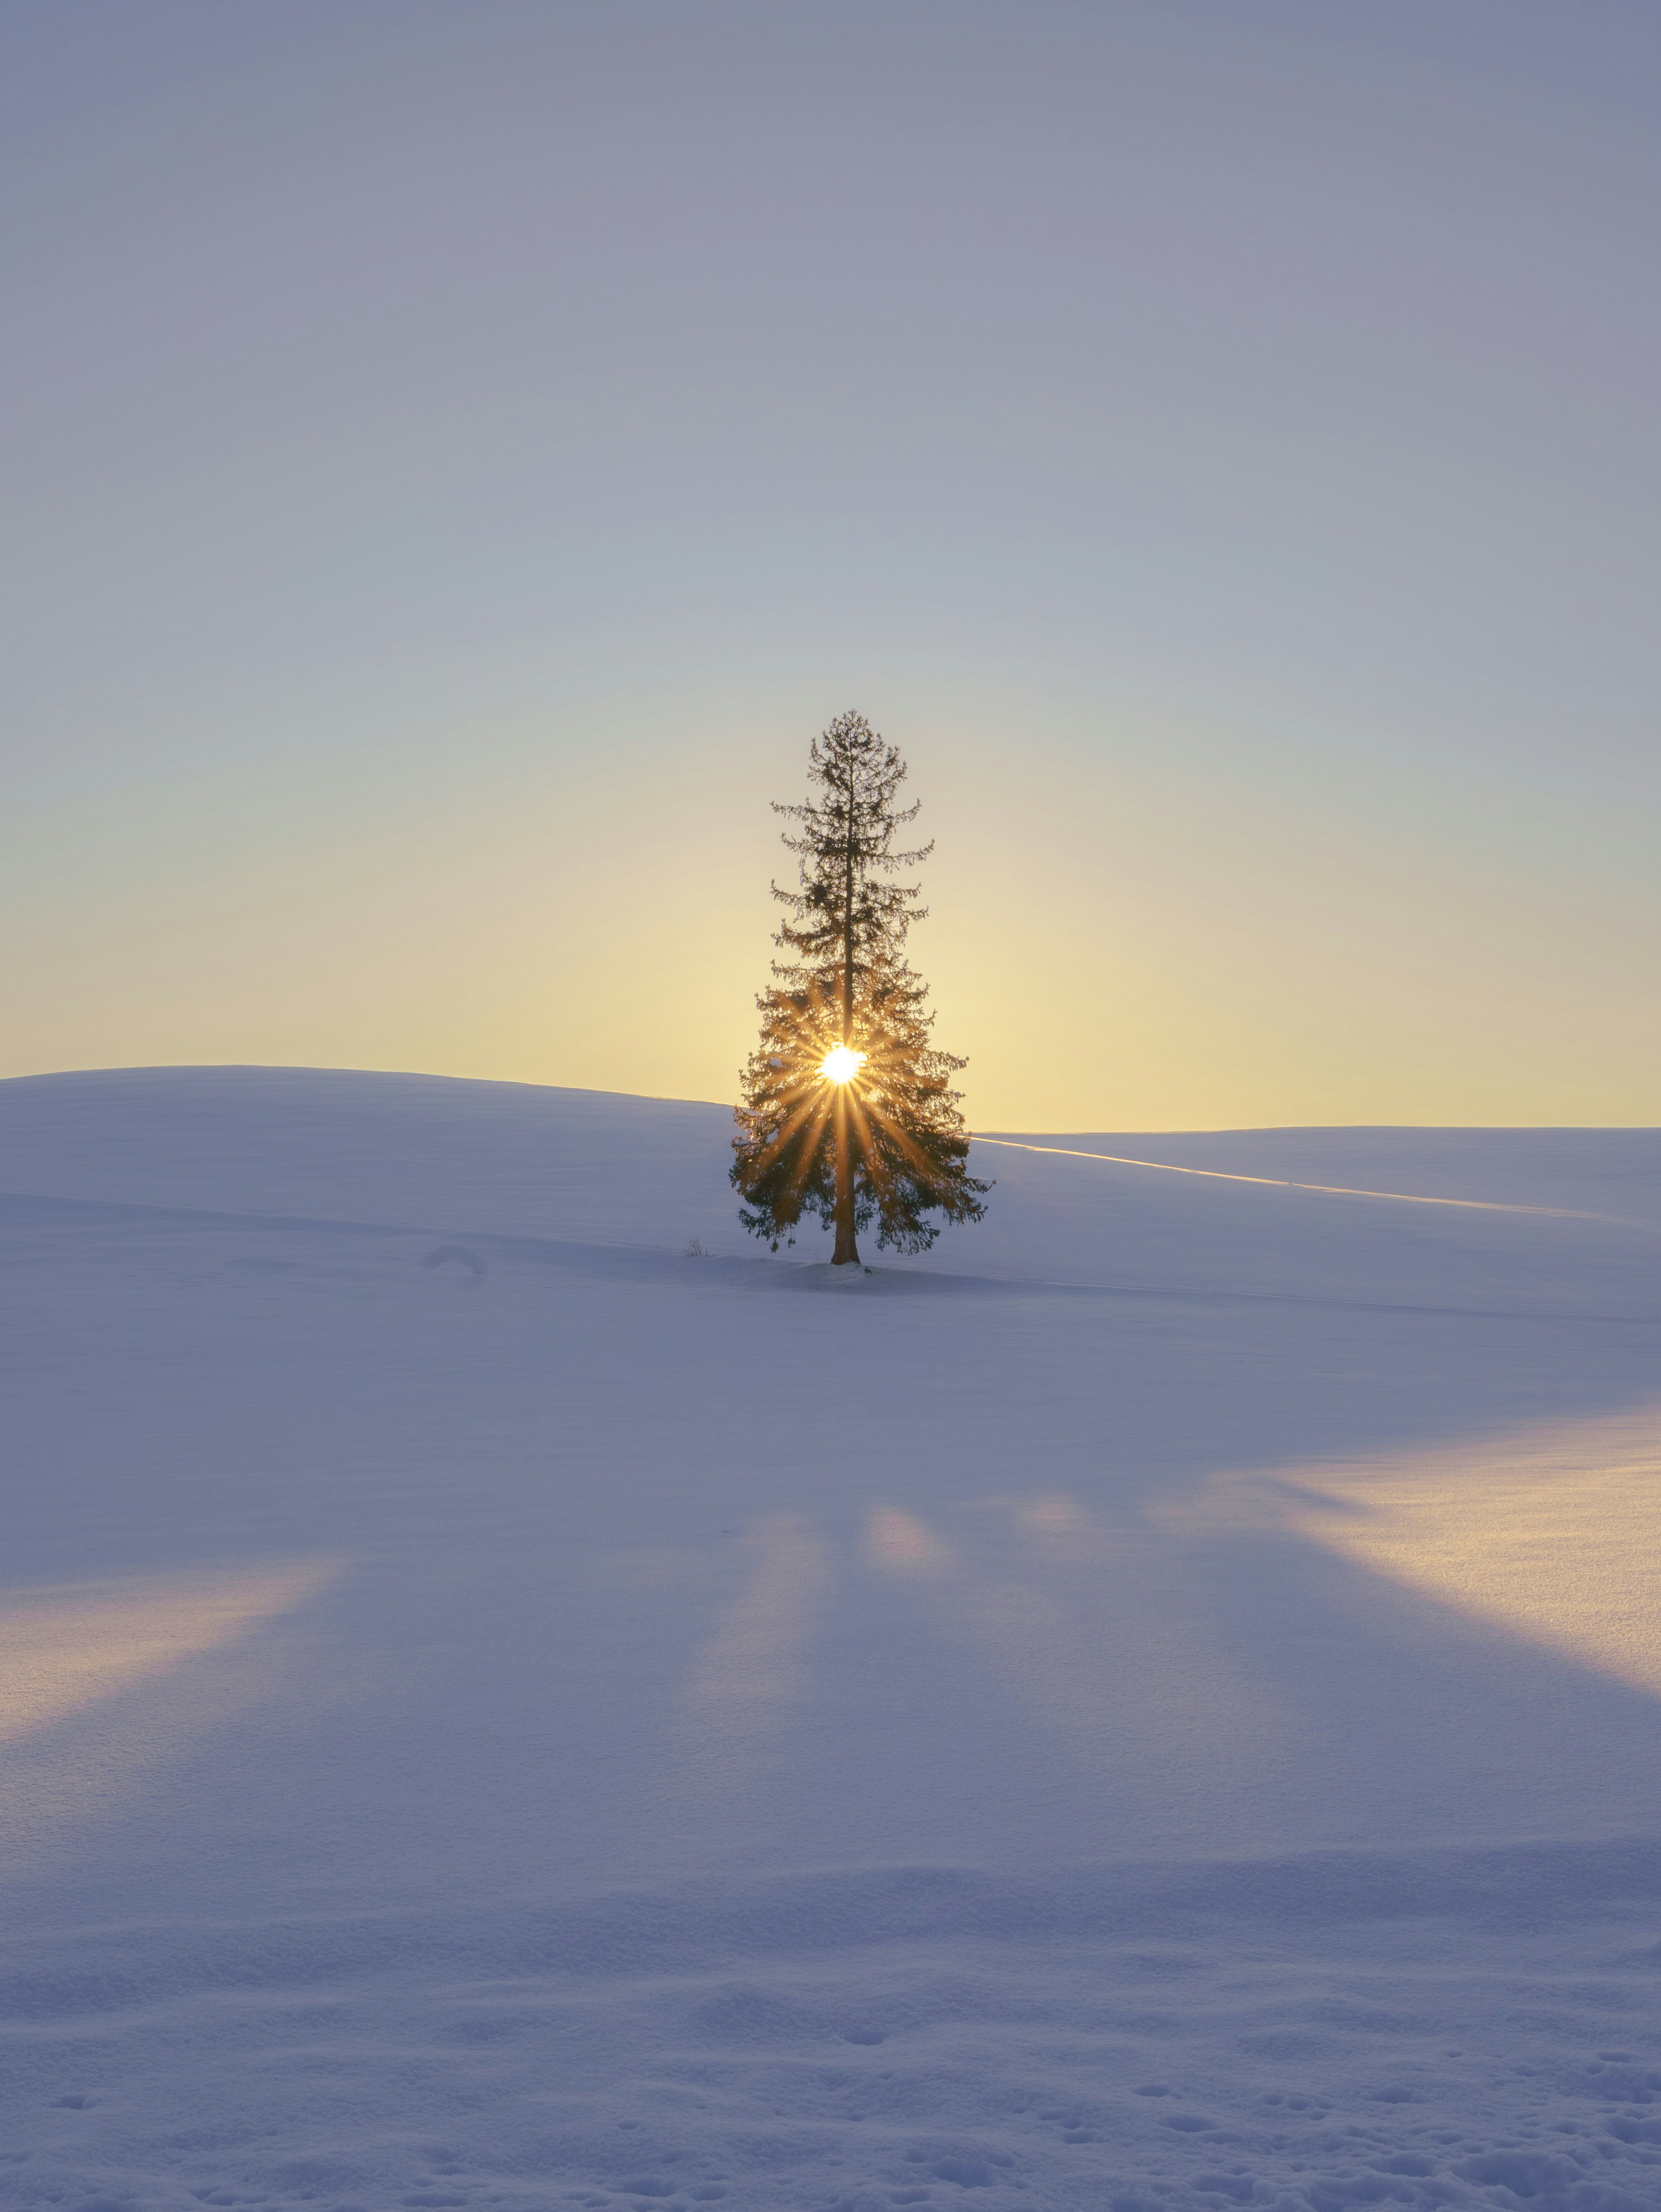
[731,710,990,1268]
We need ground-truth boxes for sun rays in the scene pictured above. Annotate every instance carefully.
[739,981,951,1231]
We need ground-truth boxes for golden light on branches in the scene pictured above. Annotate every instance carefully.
[750,1009,944,1223]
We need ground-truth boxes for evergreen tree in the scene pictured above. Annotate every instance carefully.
[731,711,991,1267]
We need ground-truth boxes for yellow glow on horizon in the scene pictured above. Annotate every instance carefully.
[6,679,1653,1131]
[820,1044,866,1084]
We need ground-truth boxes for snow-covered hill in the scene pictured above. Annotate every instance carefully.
[3,1068,1660,2212]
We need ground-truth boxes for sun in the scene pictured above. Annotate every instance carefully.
[819,1044,866,1085]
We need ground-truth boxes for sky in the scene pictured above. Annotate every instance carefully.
[4,0,1658,1130]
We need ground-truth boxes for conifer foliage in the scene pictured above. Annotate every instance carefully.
[731,711,990,1266]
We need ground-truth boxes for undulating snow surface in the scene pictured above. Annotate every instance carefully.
[3,1067,1661,2212]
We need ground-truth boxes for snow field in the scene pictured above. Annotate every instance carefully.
[1,1068,1659,2212]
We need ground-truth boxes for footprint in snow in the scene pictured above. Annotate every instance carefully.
[421,1244,486,1285]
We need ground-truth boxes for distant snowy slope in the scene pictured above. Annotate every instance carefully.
[984,1124,1661,1226]
[3,1066,1657,1321]
[0,1065,734,1246]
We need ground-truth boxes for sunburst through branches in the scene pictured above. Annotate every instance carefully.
[731,712,991,1266]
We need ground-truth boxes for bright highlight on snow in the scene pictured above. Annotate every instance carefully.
[0,1562,339,1747]
[818,1043,866,1084]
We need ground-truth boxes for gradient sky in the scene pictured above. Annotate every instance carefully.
[5,1,1658,1129]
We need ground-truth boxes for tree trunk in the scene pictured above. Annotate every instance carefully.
[843,774,856,1048]
[832,768,860,1266]
[831,1073,859,1264]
